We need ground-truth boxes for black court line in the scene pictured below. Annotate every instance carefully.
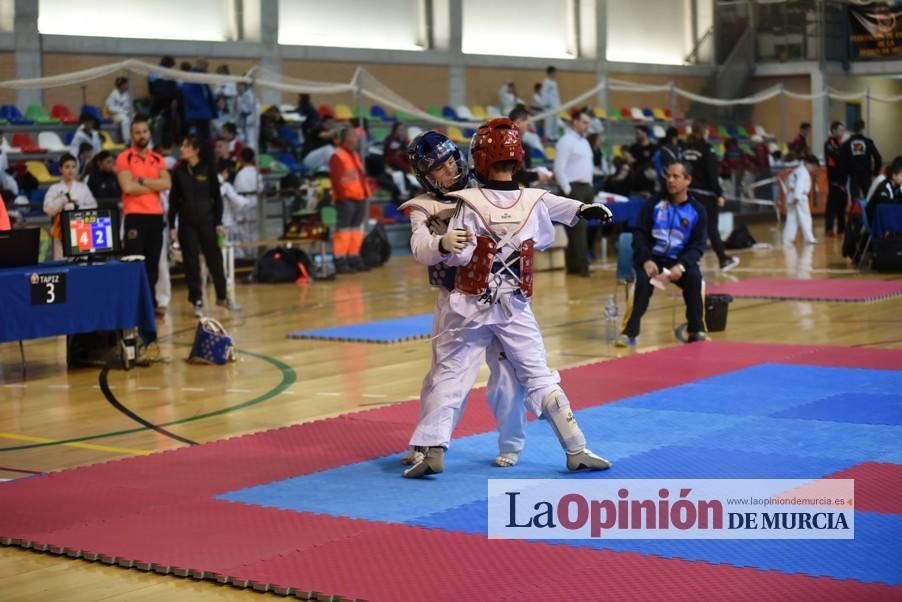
[99,367,198,447]
[0,466,44,475]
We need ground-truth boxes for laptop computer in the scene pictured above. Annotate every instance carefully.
[0,228,41,268]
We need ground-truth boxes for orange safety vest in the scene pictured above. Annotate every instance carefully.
[329,146,371,202]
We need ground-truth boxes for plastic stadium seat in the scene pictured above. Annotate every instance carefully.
[677,126,688,137]
[395,111,416,122]
[754,125,769,138]
[26,161,59,185]
[277,126,301,150]
[529,146,546,161]
[441,106,458,120]
[557,109,570,120]
[652,125,666,139]
[29,187,47,205]
[278,152,301,173]
[642,108,655,121]
[652,107,668,121]
[334,104,354,120]
[717,126,729,138]
[593,106,608,120]
[407,126,424,139]
[455,105,473,121]
[726,126,739,138]
[37,132,66,151]
[630,107,646,121]
[543,146,556,161]
[736,125,750,138]
[425,105,442,118]
[12,133,45,153]
[619,107,632,120]
[317,105,336,119]
[370,105,391,120]
[50,104,79,125]
[370,127,390,143]
[1,136,21,153]
[25,105,59,125]
[486,105,502,118]
[79,104,112,124]
[99,130,125,151]
[0,105,33,125]
[446,126,467,143]
[470,105,487,119]
[612,144,622,157]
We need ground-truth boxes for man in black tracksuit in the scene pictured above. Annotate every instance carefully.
[169,136,230,315]
[842,120,882,200]
[824,121,847,237]
[681,120,739,271]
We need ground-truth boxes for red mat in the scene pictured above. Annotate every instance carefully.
[2,342,901,601]
[706,277,902,302]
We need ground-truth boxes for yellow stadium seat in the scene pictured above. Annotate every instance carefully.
[593,106,608,119]
[543,146,556,161]
[100,130,125,151]
[612,145,622,157]
[27,160,59,185]
[652,107,669,121]
[470,105,487,119]
[334,104,354,120]
[447,126,467,143]
[558,109,571,120]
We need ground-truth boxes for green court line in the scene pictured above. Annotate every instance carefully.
[0,349,296,453]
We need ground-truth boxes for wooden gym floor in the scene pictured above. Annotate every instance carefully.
[1,220,900,600]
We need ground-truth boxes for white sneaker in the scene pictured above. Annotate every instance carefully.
[495,451,521,467]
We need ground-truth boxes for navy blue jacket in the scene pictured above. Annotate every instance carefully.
[633,195,707,265]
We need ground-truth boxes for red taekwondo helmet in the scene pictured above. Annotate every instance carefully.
[469,118,525,182]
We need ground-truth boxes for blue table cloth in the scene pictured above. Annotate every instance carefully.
[871,204,902,239]
[0,260,156,344]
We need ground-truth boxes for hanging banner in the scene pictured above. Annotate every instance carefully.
[848,4,902,59]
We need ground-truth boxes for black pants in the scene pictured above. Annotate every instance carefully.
[564,182,593,275]
[696,191,729,264]
[622,258,705,338]
[123,214,164,304]
[825,183,847,233]
[179,222,227,304]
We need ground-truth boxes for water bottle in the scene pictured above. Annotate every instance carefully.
[604,294,619,343]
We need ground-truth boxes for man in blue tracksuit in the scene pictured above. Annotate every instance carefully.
[618,161,708,346]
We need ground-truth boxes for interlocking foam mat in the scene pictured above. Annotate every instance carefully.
[288,314,433,343]
[706,277,902,303]
[2,342,901,601]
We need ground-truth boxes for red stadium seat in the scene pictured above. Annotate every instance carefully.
[11,132,46,153]
[51,104,79,125]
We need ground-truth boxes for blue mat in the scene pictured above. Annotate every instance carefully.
[220,363,902,585]
[288,313,433,343]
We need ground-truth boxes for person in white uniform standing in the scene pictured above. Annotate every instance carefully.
[782,154,819,246]
[541,66,561,142]
[105,77,133,144]
[403,118,614,479]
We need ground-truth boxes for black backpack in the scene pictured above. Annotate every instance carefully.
[360,224,392,268]
[254,247,312,283]
[725,224,756,250]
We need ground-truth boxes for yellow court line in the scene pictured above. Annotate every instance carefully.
[0,432,152,456]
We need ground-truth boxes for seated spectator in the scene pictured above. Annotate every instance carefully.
[221,122,244,157]
[259,105,286,152]
[301,116,338,173]
[617,161,708,347]
[866,156,902,227]
[510,105,552,187]
[212,95,235,138]
[77,142,95,178]
[605,150,633,197]
[69,113,102,157]
[106,76,133,144]
[44,153,98,259]
[213,65,238,115]
[85,151,122,206]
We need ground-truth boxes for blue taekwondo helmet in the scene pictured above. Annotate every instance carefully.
[407,130,469,196]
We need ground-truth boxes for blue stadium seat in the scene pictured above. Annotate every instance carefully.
[79,104,112,124]
[30,188,47,204]
[278,126,301,150]
[64,131,75,145]
[441,106,458,120]
[370,105,393,121]
[0,105,33,125]
[277,152,301,173]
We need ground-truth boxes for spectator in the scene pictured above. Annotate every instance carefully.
[85,151,121,206]
[553,107,594,277]
[258,105,286,152]
[156,144,178,314]
[0,145,18,201]
[824,121,847,238]
[329,125,372,273]
[606,151,633,197]
[586,132,608,189]
[655,126,682,181]
[168,135,233,316]
[788,122,811,157]
[782,153,819,246]
[211,95,235,137]
[720,137,748,199]
[116,114,172,306]
[682,119,739,271]
[221,122,244,157]
[498,81,523,115]
[213,64,238,116]
[531,83,543,114]
[232,147,260,256]
[842,120,882,200]
[149,55,181,147]
[235,82,257,148]
[106,76,133,144]
[297,93,322,140]
[865,156,902,227]
[44,153,98,259]
[617,161,708,347]
[628,125,657,196]
[213,138,236,180]
[382,122,418,197]
[218,158,251,246]
[180,59,218,141]
[510,105,552,187]
[68,113,102,157]
[301,115,338,172]
[541,66,561,141]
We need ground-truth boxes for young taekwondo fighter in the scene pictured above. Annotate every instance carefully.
[403,118,614,479]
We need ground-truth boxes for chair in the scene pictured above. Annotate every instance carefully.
[277,126,301,150]
[370,127,390,143]
[652,125,666,139]
[25,105,59,125]
[37,132,66,151]
[455,105,473,121]
[736,125,749,138]
[529,146,546,161]
[317,105,336,120]
[50,104,79,125]
[642,108,655,122]
[441,106,459,121]
[630,107,646,122]
[277,152,302,173]
[470,105,487,119]
[663,108,673,120]
[12,133,45,153]
[79,104,112,124]
[0,105,33,125]
[593,106,608,120]
[652,107,669,121]
[1,136,21,154]
[543,146,556,161]
[334,104,354,120]
[486,105,502,118]
[99,130,125,151]
[26,161,60,185]
[619,107,632,120]
[407,126,424,139]
[425,105,443,118]
[370,105,391,120]
[446,126,467,143]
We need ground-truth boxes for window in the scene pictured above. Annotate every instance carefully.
[278,0,426,51]
[462,0,577,59]
[37,0,237,41]
[607,0,699,65]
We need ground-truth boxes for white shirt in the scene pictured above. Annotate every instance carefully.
[553,129,594,195]
[105,89,132,118]
[44,180,97,217]
[234,165,260,201]
[785,162,811,205]
[541,77,560,109]
[69,126,102,156]
[220,178,250,228]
